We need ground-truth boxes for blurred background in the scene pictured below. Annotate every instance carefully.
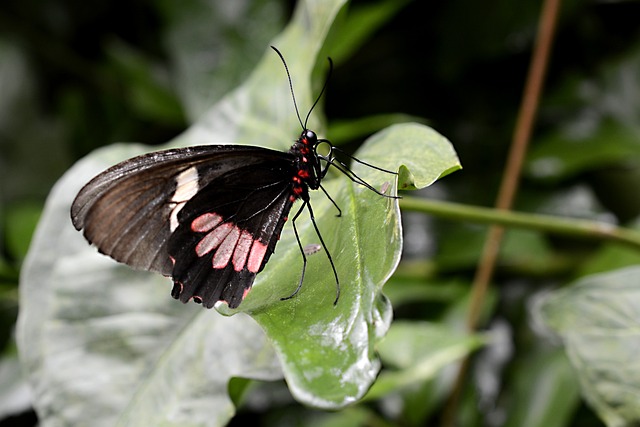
[1,0,640,425]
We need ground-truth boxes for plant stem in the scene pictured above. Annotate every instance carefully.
[439,0,562,422]
[400,196,640,249]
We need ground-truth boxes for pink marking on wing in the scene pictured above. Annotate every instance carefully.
[212,226,240,269]
[192,212,223,232]
[232,230,253,272]
[247,240,268,273]
[195,222,233,257]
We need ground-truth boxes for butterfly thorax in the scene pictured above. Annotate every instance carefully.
[288,129,322,201]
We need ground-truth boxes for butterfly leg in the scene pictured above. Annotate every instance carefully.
[305,199,340,305]
[280,201,308,302]
[319,184,342,217]
[281,198,341,305]
[317,143,400,199]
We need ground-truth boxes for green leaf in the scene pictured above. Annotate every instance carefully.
[157,0,286,121]
[535,266,640,427]
[526,45,640,183]
[383,276,469,308]
[526,119,640,183]
[436,227,555,273]
[105,39,184,125]
[213,121,458,408]
[365,321,484,401]
[235,142,400,407]
[387,124,461,190]
[325,0,412,64]
[4,201,41,263]
[502,350,581,427]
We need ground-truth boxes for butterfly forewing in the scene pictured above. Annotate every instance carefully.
[71,145,296,307]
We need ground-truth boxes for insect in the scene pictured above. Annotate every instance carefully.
[303,243,323,256]
[71,46,397,309]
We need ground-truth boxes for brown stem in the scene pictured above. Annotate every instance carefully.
[442,0,562,424]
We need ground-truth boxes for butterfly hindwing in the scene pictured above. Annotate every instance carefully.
[71,145,295,308]
[168,161,296,308]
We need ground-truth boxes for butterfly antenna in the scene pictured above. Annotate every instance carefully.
[272,46,333,131]
[303,56,333,129]
[271,46,305,131]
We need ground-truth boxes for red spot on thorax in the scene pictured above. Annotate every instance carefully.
[298,169,309,179]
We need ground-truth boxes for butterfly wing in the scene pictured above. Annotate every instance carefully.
[71,145,296,308]
[168,161,296,308]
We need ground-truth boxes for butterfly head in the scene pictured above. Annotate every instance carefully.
[300,129,318,148]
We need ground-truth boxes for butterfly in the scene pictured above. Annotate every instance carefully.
[70,46,397,309]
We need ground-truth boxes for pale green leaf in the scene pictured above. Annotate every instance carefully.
[536,266,640,427]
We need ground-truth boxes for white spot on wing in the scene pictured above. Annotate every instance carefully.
[170,167,199,232]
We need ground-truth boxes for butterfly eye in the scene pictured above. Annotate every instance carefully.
[303,130,317,146]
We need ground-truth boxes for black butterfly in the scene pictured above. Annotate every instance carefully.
[71,46,397,309]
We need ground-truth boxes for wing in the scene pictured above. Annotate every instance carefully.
[71,145,295,284]
[168,161,296,308]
